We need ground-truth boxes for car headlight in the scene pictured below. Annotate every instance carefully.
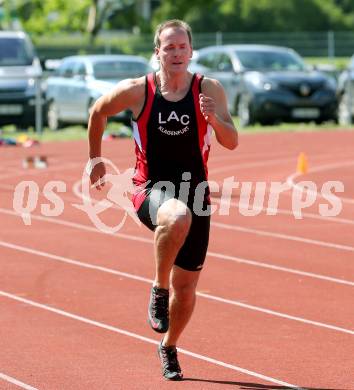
[323,77,336,91]
[263,80,279,91]
[247,73,279,91]
[26,78,36,96]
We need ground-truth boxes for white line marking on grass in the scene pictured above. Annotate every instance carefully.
[0,373,39,390]
[0,290,303,389]
[1,240,353,335]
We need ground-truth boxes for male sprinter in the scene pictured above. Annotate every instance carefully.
[87,19,238,380]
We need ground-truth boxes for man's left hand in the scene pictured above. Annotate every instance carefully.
[199,93,217,124]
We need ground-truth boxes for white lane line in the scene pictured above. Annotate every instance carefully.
[197,293,354,335]
[208,152,351,176]
[0,208,153,244]
[206,252,354,287]
[71,179,354,252]
[0,162,84,181]
[211,196,354,226]
[211,221,354,253]
[1,206,353,284]
[0,373,39,390]
[0,290,302,389]
[286,160,354,205]
[209,149,295,163]
[1,240,353,335]
[0,209,353,286]
[208,157,296,175]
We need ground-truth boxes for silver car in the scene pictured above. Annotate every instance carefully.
[336,55,354,125]
[45,54,151,130]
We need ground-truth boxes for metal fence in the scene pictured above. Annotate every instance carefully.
[71,30,354,59]
[34,30,354,62]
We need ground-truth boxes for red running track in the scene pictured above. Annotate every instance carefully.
[0,130,353,389]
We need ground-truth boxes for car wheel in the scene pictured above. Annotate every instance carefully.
[47,101,62,131]
[238,94,255,127]
[338,92,353,125]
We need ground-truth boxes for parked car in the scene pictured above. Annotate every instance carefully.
[0,31,42,128]
[193,44,338,126]
[336,55,354,125]
[149,50,202,72]
[45,55,151,130]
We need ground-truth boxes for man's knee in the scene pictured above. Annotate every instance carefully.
[156,199,192,242]
[172,281,197,304]
[171,269,199,304]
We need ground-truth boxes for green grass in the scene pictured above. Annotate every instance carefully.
[0,122,128,143]
[1,120,353,144]
[304,56,349,71]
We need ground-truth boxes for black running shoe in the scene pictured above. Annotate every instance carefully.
[158,341,183,381]
[148,286,169,333]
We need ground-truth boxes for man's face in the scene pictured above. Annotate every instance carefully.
[155,27,193,73]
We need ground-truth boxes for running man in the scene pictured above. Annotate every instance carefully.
[87,19,238,380]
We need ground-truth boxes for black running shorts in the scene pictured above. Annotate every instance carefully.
[136,188,210,272]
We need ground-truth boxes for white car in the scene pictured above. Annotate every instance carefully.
[45,54,151,130]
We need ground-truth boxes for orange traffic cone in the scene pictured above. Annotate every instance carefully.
[297,152,308,174]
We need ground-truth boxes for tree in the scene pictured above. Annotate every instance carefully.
[151,0,352,33]
[87,0,135,44]
[12,0,134,42]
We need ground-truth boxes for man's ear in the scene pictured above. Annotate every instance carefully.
[189,47,193,59]
[155,47,160,60]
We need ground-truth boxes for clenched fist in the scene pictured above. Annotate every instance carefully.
[199,93,217,123]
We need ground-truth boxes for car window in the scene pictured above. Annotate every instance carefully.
[349,56,354,70]
[74,62,87,76]
[215,53,233,72]
[197,53,218,70]
[58,61,76,77]
[93,60,148,79]
[235,50,305,71]
[0,37,35,66]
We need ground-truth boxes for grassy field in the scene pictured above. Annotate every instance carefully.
[1,120,353,144]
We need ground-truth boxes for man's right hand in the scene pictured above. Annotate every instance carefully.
[90,161,106,191]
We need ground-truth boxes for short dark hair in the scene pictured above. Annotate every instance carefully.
[154,19,192,48]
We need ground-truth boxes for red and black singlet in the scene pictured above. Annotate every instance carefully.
[131,72,213,212]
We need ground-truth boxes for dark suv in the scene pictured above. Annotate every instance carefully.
[0,31,42,128]
[194,44,338,126]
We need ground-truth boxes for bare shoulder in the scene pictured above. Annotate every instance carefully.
[96,75,146,116]
[112,76,146,101]
[121,76,146,116]
[201,77,224,97]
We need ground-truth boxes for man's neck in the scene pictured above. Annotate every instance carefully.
[158,71,191,93]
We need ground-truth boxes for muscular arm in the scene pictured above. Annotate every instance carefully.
[88,77,145,158]
[200,78,238,150]
[87,77,144,190]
